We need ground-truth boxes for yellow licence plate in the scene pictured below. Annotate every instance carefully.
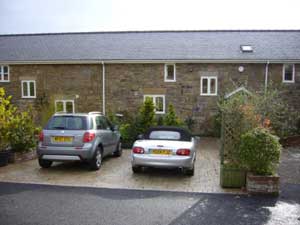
[151,149,172,155]
[52,136,73,143]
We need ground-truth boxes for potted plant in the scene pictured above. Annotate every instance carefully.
[238,127,281,194]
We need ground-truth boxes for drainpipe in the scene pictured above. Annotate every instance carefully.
[102,61,106,115]
[264,61,270,94]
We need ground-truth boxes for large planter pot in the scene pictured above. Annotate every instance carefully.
[9,150,37,163]
[220,164,246,188]
[246,173,280,195]
[0,150,10,167]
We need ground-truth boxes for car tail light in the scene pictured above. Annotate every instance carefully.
[132,147,145,154]
[39,131,44,142]
[176,149,191,156]
[83,132,95,143]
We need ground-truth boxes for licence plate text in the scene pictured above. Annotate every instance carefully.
[151,149,172,155]
[52,136,73,143]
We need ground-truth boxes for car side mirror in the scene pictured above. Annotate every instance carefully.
[137,134,144,140]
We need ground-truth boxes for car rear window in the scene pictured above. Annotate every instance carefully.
[149,131,181,140]
[46,116,87,130]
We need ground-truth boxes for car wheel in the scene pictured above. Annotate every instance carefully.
[113,142,122,157]
[89,147,102,171]
[132,166,142,173]
[38,158,53,168]
[183,166,194,176]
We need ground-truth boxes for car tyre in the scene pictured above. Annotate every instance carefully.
[132,166,142,173]
[183,166,194,176]
[38,158,53,168]
[89,147,102,171]
[113,142,122,157]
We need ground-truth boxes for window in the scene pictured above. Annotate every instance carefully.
[149,131,181,140]
[95,116,110,130]
[282,64,295,83]
[21,80,36,98]
[200,76,218,96]
[164,64,176,82]
[46,116,87,130]
[0,65,9,82]
[144,95,165,114]
[55,100,75,113]
[240,45,253,53]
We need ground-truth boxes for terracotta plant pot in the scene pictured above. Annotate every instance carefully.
[246,172,280,195]
[0,150,10,167]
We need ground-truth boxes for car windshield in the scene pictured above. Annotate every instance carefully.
[46,116,87,130]
[149,131,181,140]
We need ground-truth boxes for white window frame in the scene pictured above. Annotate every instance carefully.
[164,64,176,82]
[0,65,10,82]
[143,95,165,114]
[55,100,75,113]
[200,76,218,96]
[21,80,36,98]
[282,64,295,83]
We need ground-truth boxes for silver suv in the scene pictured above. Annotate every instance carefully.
[37,112,122,170]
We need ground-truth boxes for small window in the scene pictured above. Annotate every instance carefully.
[200,76,218,96]
[0,65,9,82]
[149,131,181,140]
[144,95,165,114]
[95,116,110,130]
[55,100,75,113]
[240,45,253,53]
[283,64,295,83]
[164,64,176,82]
[21,80,36,98]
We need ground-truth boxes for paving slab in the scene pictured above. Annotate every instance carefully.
[0,138,238,193]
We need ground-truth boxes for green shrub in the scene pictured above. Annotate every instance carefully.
[0,88,17,150]
[7,109,40,153]
[238,127,281,175]
[184,115,196,131]
[136,97,156,134]
[164,104,182,126]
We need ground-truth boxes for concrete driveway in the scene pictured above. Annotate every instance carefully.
[0,138,237,193]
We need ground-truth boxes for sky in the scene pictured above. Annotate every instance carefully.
[0,0,300,34]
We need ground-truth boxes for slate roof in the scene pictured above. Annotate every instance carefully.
[0,30,300,62]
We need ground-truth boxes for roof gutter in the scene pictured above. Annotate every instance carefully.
[1,59,300,65]
[102,61,106,115]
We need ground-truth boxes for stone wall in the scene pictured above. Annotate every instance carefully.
[2,63,299,134]
[1,64,103,123]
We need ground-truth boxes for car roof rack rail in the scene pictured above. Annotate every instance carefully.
[88,111,102,115]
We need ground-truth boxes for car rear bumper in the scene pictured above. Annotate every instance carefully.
[37,143,94,161]
[131,153,195,169]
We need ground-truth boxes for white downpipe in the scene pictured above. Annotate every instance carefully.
[264,61,270,93]
[102,61,106,115]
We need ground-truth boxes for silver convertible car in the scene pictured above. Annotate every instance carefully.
[131,126,197,176]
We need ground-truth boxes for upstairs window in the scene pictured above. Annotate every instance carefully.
[200,76,218,96]
[144,95,165,114]
[0,65,9,82]
[55,100,75,113]
[164,64,176,82]
[21,80,36,98]
[283,64,295,83]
